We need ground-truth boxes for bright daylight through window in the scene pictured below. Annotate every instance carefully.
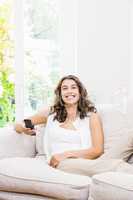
[0,0,15,127]
[23,0,61,117]
[0,0,61,127]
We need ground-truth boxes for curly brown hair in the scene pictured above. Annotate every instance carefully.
[50,75,97,122]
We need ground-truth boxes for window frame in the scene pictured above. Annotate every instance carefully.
[14,0,24,121]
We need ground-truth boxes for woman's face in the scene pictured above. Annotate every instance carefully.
[61,79,80,105]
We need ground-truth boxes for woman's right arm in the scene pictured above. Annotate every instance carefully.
[14,108,50,134]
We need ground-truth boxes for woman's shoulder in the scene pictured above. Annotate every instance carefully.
[89,112,102,126]
[78,112,99,120]
[89,112,101,119]
[48,112,55,117]
[47,112,56,123]
[80,112,101,124]
[44,113,56,130]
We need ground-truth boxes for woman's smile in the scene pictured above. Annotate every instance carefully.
[61,79,80,105]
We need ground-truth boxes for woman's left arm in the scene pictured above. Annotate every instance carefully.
[64,112,104,159]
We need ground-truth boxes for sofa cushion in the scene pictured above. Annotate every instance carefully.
[101,131,133,160]
[127,154,133,164]
[116,160,133,174]
[0,157,90,200]
[35,125,46,157]
[90,172,133,200]
[122,136,133,162]
[0,191,55,200]
[0,127,36,159]
[99,103,133,160]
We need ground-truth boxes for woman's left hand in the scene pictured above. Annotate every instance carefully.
[49,152,68,168]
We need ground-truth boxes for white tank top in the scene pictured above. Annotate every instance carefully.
[43,113,92,162]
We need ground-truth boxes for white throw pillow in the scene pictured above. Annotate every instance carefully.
[99,104,133,160]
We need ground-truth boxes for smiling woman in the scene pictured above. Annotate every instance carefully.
[51,75,97,123]
[15,74,104,169]
[44,75,104,167]
[61,79,80,106]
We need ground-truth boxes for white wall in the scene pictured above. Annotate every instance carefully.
[60,0,130,105]
[77,0,129,104]
[59,0,78,75]
[129,0,133,97]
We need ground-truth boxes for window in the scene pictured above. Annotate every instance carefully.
[15,0,78,121]
[14,0,64,121]
[23,0,61,117]
[0,0,78,124]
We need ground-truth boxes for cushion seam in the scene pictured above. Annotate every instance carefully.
[0,173,89,188]
[93,178,133,191]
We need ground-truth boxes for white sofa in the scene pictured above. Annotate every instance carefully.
[1,100,133,200]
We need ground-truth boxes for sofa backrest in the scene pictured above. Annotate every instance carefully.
[99,98,133,159]
[0,126,36,159]
[1,99,133,160]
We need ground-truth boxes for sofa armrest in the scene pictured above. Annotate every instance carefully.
[0,126,36,159]
[90,172,133,200]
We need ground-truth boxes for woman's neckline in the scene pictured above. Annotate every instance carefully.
[58,116,79,132]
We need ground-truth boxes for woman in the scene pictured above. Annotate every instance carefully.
[15,75,104,168]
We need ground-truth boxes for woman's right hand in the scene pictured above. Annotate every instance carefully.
[14,108,49,135]
[14,123,36,135]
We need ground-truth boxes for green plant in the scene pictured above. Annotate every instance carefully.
[0,0,15,127]
[0,71,15,127]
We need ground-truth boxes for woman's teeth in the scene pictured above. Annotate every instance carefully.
[66,95,75,99]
